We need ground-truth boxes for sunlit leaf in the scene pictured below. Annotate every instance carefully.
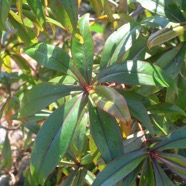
[89,85,132,127]
[72,14,94,84]
[97,60,177,89]
[100,23,141,70]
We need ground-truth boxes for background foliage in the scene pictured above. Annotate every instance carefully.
[0,0,186,185]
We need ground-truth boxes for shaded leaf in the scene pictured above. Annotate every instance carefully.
[92,149,147,186]
[152,125,186,151]
[89,103,123,163]
[156,152,186,179]
[20,83,83,117]
[0,0,11,30]
[151,158,174,186]
[2,132,12,169]
[30,95,83,185]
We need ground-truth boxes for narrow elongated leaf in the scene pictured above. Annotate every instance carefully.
[147,103,186,117]
[20,83,82,117]
[0,0,11,30]
[27,0,46,29]
[72,14,94,84]
[9,10,37,43]
[24,43,85,83]
[140,158,154,186]
[89,85,131,126]
[2,132,12,168]
[130,0,185,22]
[30,95,82,185]
[48,0,78,33]
[147,23,186,49]
[120,91,154,134]
[152,125,186,151]
[151,158,174,186]
[156,152,186,179]
[92,149,147,186]
[89,103,123,163]
[97,60,176,89]
[100,23,141,70]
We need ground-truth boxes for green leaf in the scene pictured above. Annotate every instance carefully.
[156,152,186,179]
[30,95,82,185]
[72,168,87,186]
[147,23,186,49]
[0,0,11,30]
[9,10,37,44]
[89,103,123,163]
[89,85,131,125]
[100,23,141,70]
[92,149,147,186]
[151,158,174,186]
[20,83,82,117]
[147,103,186,117]
[2,132,12,169]
[27,0,46,29]
[62,168,79,186]
[123,131,146,154]
[48,0,78,33]
[72,14,94,84]
[130,0,186,22]
[24,43,85,83]
[140,158,155,186]
[120,91,154,134]
[97,60,176,89]
[152,125,186,151]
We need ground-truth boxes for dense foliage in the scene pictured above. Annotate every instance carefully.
[0,0,186,185]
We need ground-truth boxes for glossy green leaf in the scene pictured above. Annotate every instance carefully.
[157,152,186,179]
[48,0,78,33]
[20,82,83,117]
[89,103,123,163]
[72,168,87,186]
[9,10,37,44]
[147,23,186,49]
[130,0,186,22]
[123,131,146,154]
[100,23,141,70]
[24,43,84,82]
[70,111,88,157]
[92,149,147,186]
[147,103,186,117]
[120,91,154,134]
[72,14,94,84]
[2,132,12,169]
[30,95,82,185]
[89,85,131,125]
[89,135,105,171]
[0,0,11,30]
[152,125,186,151]
[97,60,176,89]
[140,158,154,186]
[27,0,46,29]
[62,168,79,186]
[151,158,174,186]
